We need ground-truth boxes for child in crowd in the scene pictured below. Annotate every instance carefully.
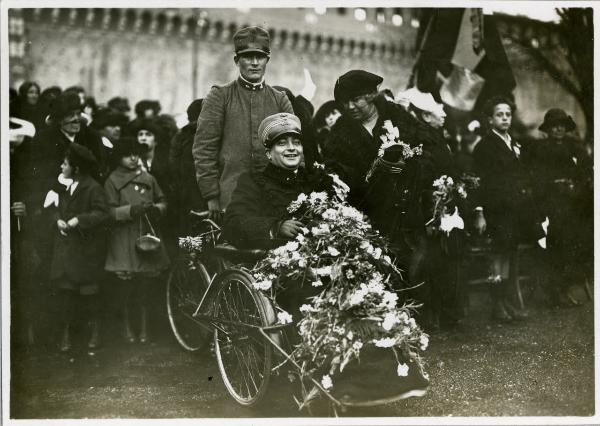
[49,144,108,352]
[104,137,169,343]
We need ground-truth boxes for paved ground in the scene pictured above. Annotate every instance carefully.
[9,284,595,419]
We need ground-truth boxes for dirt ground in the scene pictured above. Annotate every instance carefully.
[8,283,595,420]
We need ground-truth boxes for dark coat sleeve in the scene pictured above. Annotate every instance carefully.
[222,173,281,249]
[76,184,109,229]
[192,86,226,201]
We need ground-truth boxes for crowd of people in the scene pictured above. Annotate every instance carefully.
[9,25,593,355]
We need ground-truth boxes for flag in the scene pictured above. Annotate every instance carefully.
[410,8,516,111]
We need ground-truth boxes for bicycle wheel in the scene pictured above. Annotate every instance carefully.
[211,271,273,406]
[166,256,212,351]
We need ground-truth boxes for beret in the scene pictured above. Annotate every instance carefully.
[258,113,301,147]
[334,70,383,103]
[233,26,271,56]
[67,143,97,167]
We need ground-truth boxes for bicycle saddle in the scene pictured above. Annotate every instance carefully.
[211,243,266,263]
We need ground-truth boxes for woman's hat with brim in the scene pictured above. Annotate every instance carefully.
[258,113,302,148]
[539,108,576,133]
[334,70,383,103]
[48,92,82,123]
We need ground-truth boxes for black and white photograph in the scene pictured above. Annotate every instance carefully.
[2,1,597,424]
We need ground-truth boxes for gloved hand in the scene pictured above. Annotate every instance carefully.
[130,201,153,218]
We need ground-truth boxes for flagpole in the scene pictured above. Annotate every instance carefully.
[407,12,435,89]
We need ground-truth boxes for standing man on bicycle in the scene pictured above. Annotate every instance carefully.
[193,26,294,221]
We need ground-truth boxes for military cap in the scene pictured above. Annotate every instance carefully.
[334,70,383,103]
[233,26,271,56]
[539,108,576,133]
[258,113,301,147]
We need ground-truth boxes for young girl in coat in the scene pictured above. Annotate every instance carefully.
[49,144,108,352]
[104,137,169,343]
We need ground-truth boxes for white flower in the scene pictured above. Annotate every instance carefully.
[382,291,398,308]
[352,341,363,351]
[312,280,323,287]
[297,193,308,203]
[301,227,310,234]
[401,326,411,335]
[295,233,305,243]
[299,304,316,313]
[253,280,272,291]
[457,185,467,198]
[309,191,328,204]
[360,241,374,254]
[447,177,454,185]
[383,255,392,264]
[327,246,340,256]
[420,335,429,351]
[382,312,398,331]
[277,311,293,324]
[374,337,396,348]
[372,247,382,260]
[285,241,300,252]
[340,205,363,220]
[346,331,354,340]
[321,375,333,390]
[439,206,464,235]
[322,208,337,220]
[314,266,331,277]
[311,223,330,236]
[407,318,416,329]
[349,291,365,306]
[397,363,409,377]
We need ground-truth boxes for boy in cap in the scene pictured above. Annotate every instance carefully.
[193,26,293,221]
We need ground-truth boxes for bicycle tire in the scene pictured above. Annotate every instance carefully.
[166,256,212,352]
[210,270,273,406]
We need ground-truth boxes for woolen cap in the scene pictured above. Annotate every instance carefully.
[233,26,271,56]
[258,113,301,147]
[539,108,576,133]
[334,70,383,103]
[111,136,147,160]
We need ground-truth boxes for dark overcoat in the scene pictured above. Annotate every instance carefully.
[223,163,333,250]
[472,131,538,249]
[49,175,109,283]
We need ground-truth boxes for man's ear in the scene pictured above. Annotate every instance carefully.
[233,55,239,64]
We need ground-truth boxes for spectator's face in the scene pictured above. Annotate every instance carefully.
[120,154,140,171]
[102,125,121,142]
[61,158,74,179]
[60,111,82,136]
[489,103,512,132]
[423,109,446,129]
[343,94,375,123]
[235,52,269,83]
[137,129,156,149]
[26,86,40,105]
[549,123,566,140]
[325,109,342,129]
[268,134,303,170]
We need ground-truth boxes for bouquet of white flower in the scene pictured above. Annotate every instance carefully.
[252,171,429,407]
[429,174,480,234]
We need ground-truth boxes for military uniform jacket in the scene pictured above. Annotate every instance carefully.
[49,175,109,283]
[223,163,333,250]
[192,77,293,209]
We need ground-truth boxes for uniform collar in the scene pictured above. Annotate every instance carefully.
[263,163,303,184]
[238,75,265,91]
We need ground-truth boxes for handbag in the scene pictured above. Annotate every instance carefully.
[135,213,161,253]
